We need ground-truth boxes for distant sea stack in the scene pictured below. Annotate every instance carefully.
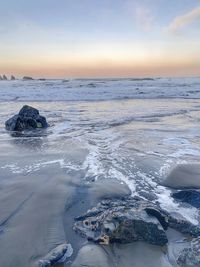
[2,75,8,80]
[23,76,34,80]
[0,75,2,80]
[5,105,48,132]
[11,75,16,80]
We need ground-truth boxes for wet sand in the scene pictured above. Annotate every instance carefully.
[1,95,199,266]
[0,148,89,267]
[163,164,200,189]
[0,150,186,267]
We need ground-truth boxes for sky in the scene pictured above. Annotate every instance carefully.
[0,0,200,78]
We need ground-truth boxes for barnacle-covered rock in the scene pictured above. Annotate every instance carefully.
[74,198,200,246]
[74,198,168,246]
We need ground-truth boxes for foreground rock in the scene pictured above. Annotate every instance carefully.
[74,198,200,246]
[177,238,200,267]
[163,164,200,189]
[5,105,48,132]
[172,190,200,208]
[74,198,168,246]
[38,243,73,267]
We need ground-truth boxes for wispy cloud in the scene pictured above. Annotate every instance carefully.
[134,6,153,31]
[167,6,200,33]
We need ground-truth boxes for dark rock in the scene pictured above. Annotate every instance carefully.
[130,78,154,81]
[144,203,200,238]
[74,198,168,246]
[11,75,16,80]
[166,212,200,237]
[38,78,46,81]
[74,198,200,247]
[172,190,200,209]
[163,164,200,189]
[0,75,2,80]
[145,207,168,230]
[5,105,48,132]
[177,238,200,267]
[38,243,73,267]
[5,115,26,131]
[88,83,96,88]
[19,105,39,119]
[23,76,34,80]
[2,75,7,80]
[35,115,48,128]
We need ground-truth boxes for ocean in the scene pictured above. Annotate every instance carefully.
[0,77,200,266]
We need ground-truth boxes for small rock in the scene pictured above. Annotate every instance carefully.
[167,211,200,237]
[88,83,96,88]
[23,76,34,80]
[172,190,200,208]
[38,243,73,267]
[5,105,48,131]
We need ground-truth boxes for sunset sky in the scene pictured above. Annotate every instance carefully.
[0,0,200,78]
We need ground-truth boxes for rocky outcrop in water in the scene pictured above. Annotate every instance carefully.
[11,75,16,80]
[5,105,48,132]
[177,237,200,267]
[38,243,73,267]
[2,75,7,80]
[74,197,200,246]
[0,75,2,80]
[23,76,34,80]
[172,190,200,209]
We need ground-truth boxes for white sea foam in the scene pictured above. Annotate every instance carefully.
[1,77,200,232]
[1,158,81,174]
[0,77,200,102]
[156,185,199,225]
[170,148,200,158]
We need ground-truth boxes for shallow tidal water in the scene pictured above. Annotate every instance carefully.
[0,77,200,266]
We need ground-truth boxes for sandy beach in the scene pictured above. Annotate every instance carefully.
[0,78,200,266]
[1,0,200,265]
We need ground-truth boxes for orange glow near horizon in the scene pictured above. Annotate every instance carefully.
[1,2,200,78]
[1,59,200,79]
[1,41,199,78]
